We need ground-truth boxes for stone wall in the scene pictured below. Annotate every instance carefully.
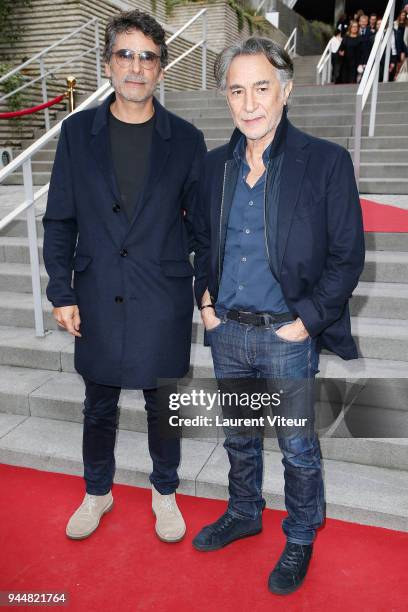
[0,0,217,147]
[167,0,287,54]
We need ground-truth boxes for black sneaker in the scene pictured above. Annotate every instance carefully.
[268,542,313,595]
[192,511,262,551]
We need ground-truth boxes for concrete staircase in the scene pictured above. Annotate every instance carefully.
[5,79,408,194]
[164,82,408,195]
[292,54,321,85]
[0,200,407,531]
[1,55,408,530]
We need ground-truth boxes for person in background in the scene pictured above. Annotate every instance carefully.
[354,9,364,22]
[358,13,369,36]
[338,21,362,83]
[377,17,387,82]
[369,13,378,33]
[336,12,349,37]
[358,13,377,79]
[329,29,343,83]
[394,9,408,76]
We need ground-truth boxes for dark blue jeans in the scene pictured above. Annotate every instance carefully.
[82,378,180,496]
[207,310,325,545]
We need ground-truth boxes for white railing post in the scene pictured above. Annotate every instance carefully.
[23,159,45,337]
[353,0,395,183]
[369,52,381,137]
[383,5,394,83]
[202,10,207,90]
[95,20,101,87]
[354,93,363,183]
[39,57,50,131]
[159,80,165,106]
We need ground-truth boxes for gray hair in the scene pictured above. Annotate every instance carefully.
[214,37,294,92]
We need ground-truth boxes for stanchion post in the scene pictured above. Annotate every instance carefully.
[66,76,76,113]
[39,58,50,131]
[23,159,45,337]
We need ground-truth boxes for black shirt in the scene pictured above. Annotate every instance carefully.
[109,111,155,222]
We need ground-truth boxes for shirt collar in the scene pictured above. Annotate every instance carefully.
[232,105,288,167]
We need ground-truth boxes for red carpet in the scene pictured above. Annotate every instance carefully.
[360,198,408,233]
[0,464,407,612]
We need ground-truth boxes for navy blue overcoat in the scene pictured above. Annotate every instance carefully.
[43,92,206,388]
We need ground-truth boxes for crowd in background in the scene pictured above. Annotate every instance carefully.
[328,5,408,84]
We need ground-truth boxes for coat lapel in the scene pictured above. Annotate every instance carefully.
[276,123,310,274]
[89,92,129,245]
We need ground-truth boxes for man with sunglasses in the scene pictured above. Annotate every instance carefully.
[42,10,206,542]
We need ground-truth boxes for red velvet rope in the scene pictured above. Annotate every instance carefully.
[0,93,67,119]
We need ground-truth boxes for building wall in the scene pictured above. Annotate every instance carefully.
[0,0,217,147]
[167,0,287,54]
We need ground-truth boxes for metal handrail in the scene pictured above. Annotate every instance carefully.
[284,27,297,58]
[255,0,268,15]
[316,39,332,85]
[0,18,99,84]
[0,18,101,130]
[159,8,207,105]
[1,46,99,102]
[354,0,395,182]
[0,80,112,336]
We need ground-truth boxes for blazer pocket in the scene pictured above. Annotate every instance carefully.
[73,254,93,272]
[160,259,194,277]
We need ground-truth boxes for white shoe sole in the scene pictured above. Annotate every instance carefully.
[66,499,114,540]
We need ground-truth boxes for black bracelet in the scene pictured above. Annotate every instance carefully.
[199,304,215,311]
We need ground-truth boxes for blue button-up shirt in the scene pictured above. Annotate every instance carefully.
[217,127,289,314]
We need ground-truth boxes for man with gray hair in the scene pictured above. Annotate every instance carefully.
[192,37,364,594]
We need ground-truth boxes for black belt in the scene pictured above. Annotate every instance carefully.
[226,310,295,326]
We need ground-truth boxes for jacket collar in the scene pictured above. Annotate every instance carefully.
[91,91,171,140]
[226,105,310,160]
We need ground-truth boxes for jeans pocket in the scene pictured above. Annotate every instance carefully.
[206,321,222,333]
[271,322,311,345]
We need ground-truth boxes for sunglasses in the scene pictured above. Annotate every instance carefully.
[112,49,160,70]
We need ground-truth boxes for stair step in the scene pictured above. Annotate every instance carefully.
[1,366,407,469]
[0,414,215,498]
[1,245,407,282]
[358,179,408,194]
[195,440,408,532]
[191,312,408,361]
[0,262,49,293]
[0,412,406,531]
[360,163,408,180]
[190,341,408,378]
[3,172,50,186]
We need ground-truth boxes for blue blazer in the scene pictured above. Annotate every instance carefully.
[193,114,365,360]
[43,93,206,388]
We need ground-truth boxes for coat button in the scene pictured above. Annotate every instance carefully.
[120,248,128,257]
[113,204,121,213]
[115,296,124,303]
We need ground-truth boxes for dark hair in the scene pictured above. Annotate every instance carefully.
[214,37,293,91]
[103,10,168,68]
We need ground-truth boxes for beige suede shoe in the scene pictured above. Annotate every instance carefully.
[152,486,186,543]
[66,491,113,539]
